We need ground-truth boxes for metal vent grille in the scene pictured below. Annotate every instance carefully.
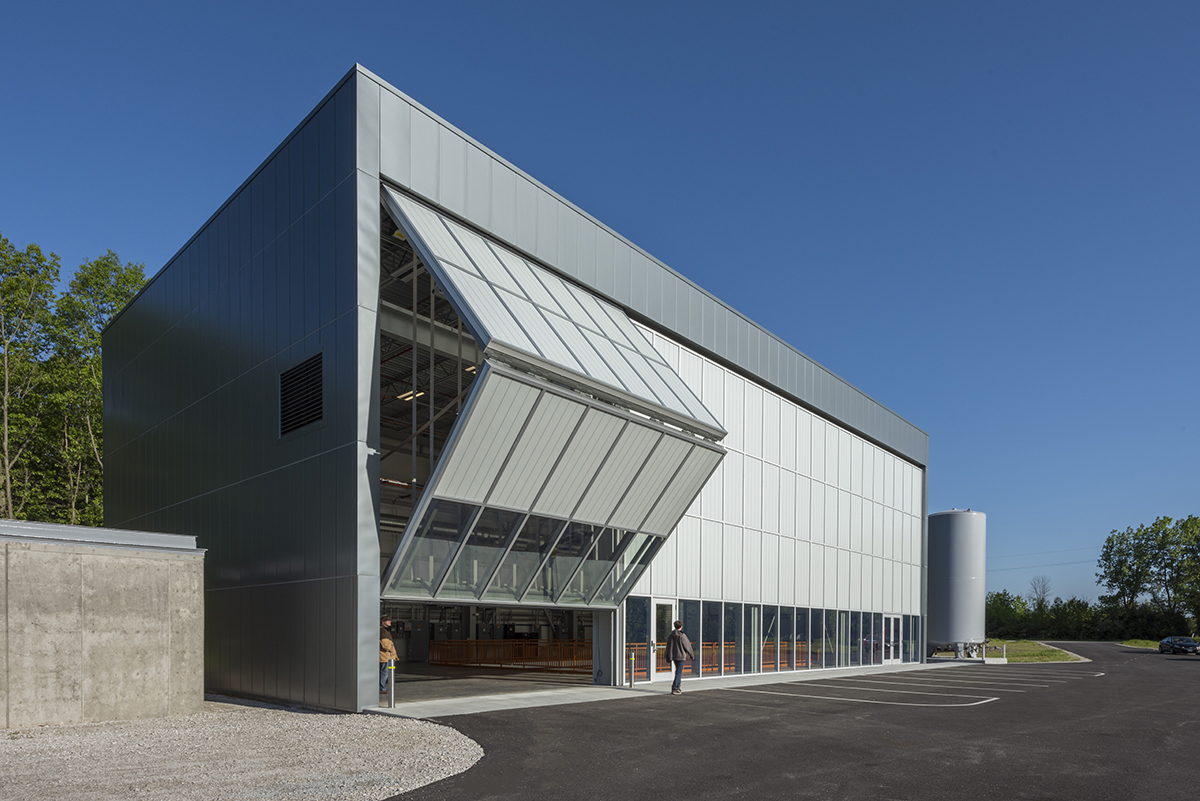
[280,353,323,435]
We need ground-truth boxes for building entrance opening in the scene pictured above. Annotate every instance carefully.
[380,602,595,703]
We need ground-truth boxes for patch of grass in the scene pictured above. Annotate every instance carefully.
[1121,639,1160,649]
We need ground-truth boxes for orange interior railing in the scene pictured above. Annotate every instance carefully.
[430,639,592,674]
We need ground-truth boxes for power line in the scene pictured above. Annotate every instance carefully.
[989,545,1100,560]
[986,558,1096,573]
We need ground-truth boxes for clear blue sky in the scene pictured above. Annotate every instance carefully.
[3,2,1196,601]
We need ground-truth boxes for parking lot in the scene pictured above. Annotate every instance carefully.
[396,642,1196,800]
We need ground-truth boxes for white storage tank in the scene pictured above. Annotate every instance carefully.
[927,509,986,652]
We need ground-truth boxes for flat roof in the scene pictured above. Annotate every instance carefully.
[0,519,201,553]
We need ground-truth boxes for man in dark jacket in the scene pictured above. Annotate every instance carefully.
[665,619,695,695]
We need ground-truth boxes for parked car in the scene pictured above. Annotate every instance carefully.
[1159,637,1200,655]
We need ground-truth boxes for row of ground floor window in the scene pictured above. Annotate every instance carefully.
[626,596,922,682]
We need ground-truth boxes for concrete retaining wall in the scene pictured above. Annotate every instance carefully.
[2,523,204,729]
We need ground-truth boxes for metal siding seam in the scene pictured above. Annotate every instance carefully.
[437,128,467,216]
[410,111,439,200]
[490,162,517,244]
[573,426,660,525]
[487,393,585,509]
[515,177,538,256]
[378,88,411,187]
[465,144,492,230]
[608,433,690,530]
[533,411,625,518]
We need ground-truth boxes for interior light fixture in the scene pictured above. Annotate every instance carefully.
[397,390,425,401]
[464,365,477,373]
[392,230,406,240]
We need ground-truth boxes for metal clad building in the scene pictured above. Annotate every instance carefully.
[104,65,930,712]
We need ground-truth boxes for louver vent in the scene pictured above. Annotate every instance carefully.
[280,353,323,435]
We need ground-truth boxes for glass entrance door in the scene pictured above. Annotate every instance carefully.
[653,601,675,681]
[883,615,901,664]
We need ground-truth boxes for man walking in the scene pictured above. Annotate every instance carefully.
[665,619,694,695]
[380,615,398,695]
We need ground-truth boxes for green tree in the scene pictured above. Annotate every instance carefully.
[37,251,145,524]
[0,234,59,519]
[1096,523,1154,612]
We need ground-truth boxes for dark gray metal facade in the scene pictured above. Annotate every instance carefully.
[105,65,929,712]
[105,75,377,711]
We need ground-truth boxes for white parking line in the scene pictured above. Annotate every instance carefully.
[727,686,997,708]
[836,677,1028,693]
[794,682,997,700]
[875,674,1051,689]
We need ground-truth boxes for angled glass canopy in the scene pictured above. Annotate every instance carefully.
[382,187,724,441]
[381,364,724,608]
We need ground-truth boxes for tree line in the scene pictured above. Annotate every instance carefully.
[987,516,1200,640]
[1,232,144,526]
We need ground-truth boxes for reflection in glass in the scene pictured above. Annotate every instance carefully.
[809,609,823,668]
[902,615,912,663]
[388,499,478,596]
[744,604,762,674]
[680,600,701,678]
[481,515,565,602]
[626,596,650,682]
[849,611,862,667]
[824,609,837,669]
[702,601,722,675]
[572,529,633,604]
[872,612,883,665]
[437,507,524,600]
[797,608,811,669]
[763,606,780,672]
[838,610,850,667]
[723,603,743,675]
[591,532,647,604]
[780,607,794,670]
[914,616,922,663]
[528,522,598,603]
[593,534,663,606]
[655,603,674,674]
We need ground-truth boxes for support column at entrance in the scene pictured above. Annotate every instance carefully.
[593,610,617,686]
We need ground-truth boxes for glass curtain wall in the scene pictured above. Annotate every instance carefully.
[796,608,809,669]
[744,605,762,674]
[823,610,837,668]
[680,600,701,677]
[808,609,822,668]
[850,611,862,666]
[723,603,743,675]
[626,597,650,682]
[702,601,722,675]
[780,607,794,670]
[763,606,780,672]
[872,612,883,665]
[837,611,850,667]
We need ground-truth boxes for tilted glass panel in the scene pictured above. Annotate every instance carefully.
[526,522,600,603]
[592,533,662,606]
[480,514,566,603]
[383,188,723,437]
[570,529,636,604]
[385,499,479,597]
[436,507,525,600]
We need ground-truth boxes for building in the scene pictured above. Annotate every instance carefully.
[104,65,929,712]
[2,520,204,728]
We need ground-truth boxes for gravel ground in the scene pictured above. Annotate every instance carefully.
[2,695,482,801]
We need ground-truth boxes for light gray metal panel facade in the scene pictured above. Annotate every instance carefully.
[642,447,724,536]
[927,509,986,647]
[607,435,692,531]
[104,70,371,712]
[380,365,725,608]
[533,410,626,519]
[383,187,723,438]
[431,372,541,504]
[362,65,926,466]
[572,427,661,526]
[486,392,586,510]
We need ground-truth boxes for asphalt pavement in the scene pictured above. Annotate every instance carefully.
[392,642,1198,800]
